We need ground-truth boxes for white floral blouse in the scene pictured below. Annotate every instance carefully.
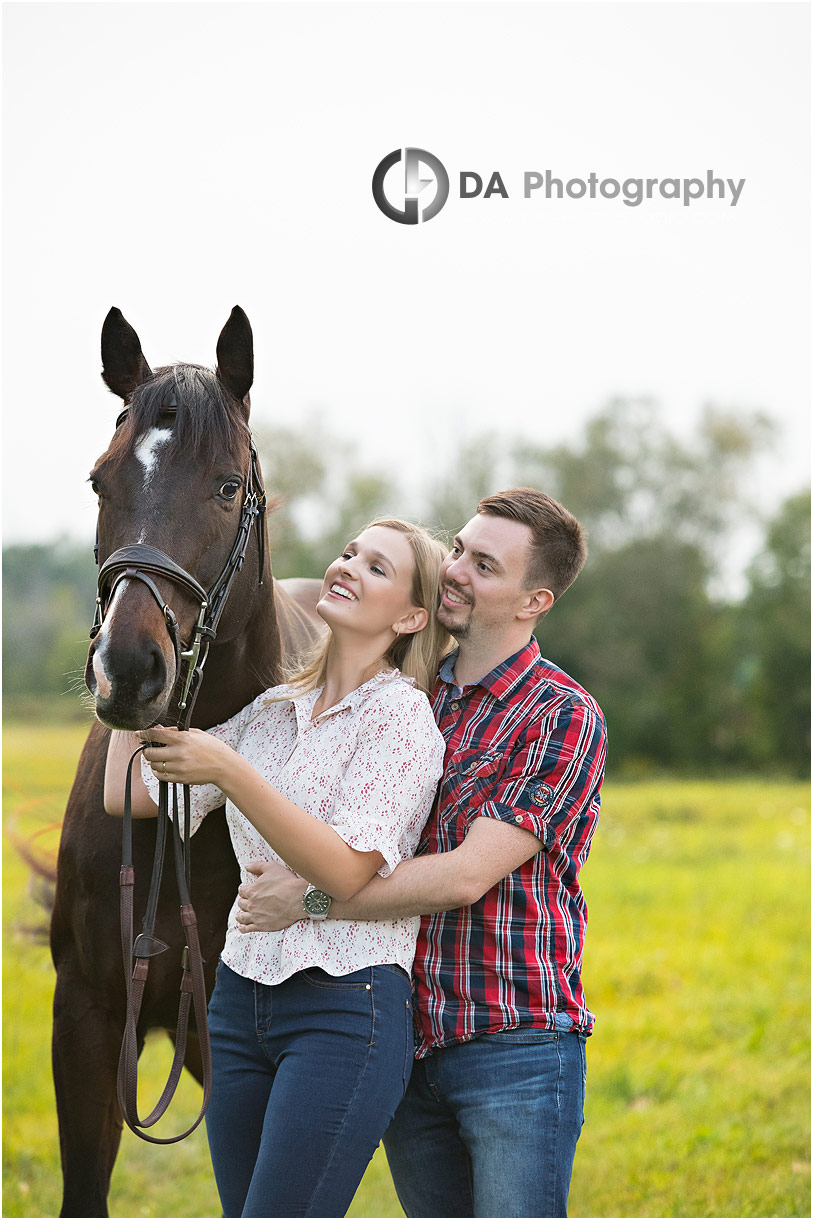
[142,669,444,984]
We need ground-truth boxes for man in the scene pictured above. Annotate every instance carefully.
[237,488,606,1218]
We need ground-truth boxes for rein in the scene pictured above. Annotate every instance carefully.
[117,754,209,1142]
[93,403,266,1143]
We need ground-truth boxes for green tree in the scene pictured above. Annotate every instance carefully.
[253,416,328,579]
[2,541,96,715]
[254,417,403,579]
[509,399,779,771]
[425,433,505,540]
[538,537,720,768]
[736,491,811,773]
[512,397,775,558]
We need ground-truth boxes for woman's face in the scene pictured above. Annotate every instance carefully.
[317,525,425,642]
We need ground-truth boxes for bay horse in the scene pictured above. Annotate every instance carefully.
[49,306,322,1217]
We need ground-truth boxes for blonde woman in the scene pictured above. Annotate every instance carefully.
[105,519,451,1219]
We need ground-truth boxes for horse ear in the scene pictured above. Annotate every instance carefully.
[101,308,153,400]
[216,306,254,405]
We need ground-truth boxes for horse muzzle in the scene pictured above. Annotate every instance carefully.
[85,609,178,731]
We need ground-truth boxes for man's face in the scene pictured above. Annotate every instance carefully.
[437,513,536,642]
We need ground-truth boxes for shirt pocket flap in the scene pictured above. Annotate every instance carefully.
[441,749,505,819]
[453,749,503,779]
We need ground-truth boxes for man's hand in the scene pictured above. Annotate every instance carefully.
[235,859,307,933]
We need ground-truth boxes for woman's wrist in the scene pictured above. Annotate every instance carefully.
[217,749,281,813]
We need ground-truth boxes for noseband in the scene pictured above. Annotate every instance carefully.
[91,401,267,1144]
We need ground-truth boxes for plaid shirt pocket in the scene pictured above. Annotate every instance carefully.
[440,749,504,823]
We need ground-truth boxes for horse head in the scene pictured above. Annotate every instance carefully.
[86,306,267,730]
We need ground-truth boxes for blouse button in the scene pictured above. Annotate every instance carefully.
[450,700,460,711]
[514,814,524,823]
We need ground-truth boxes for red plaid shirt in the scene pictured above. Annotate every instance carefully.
[412,637,606,1057]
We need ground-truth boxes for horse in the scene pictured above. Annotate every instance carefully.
[49,306,323,1217]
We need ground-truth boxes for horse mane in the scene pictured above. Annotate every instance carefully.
[103,364,252,474]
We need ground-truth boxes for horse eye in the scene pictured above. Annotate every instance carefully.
[90,480,101,497]
[218,480,241,500]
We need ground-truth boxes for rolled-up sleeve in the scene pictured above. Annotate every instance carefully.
[477,698,607,849]
[329,692,445,876]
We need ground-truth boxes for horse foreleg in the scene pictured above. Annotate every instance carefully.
[52,966,132,1218]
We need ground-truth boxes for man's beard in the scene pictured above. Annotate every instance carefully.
[437,601,471,640]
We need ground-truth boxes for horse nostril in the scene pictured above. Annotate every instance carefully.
[137,643,168,704]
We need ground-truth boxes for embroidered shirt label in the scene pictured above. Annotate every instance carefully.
[530,782,554,808]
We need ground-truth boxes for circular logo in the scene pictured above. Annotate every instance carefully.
[530,783,554,808]
[372,148,450,225]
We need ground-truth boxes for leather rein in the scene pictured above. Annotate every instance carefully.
[92,402,266,1143]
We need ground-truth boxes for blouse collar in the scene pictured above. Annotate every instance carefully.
[292,667,410,728]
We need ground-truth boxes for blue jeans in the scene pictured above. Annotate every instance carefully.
[206,959,414,1217]
[383,1015,587,1218]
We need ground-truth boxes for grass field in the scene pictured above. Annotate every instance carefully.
[3,722,810,1218]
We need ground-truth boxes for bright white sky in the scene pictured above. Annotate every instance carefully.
[3,2,810,580]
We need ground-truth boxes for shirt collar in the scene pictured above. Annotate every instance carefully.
[292,667,409,727]
[437,637,541,703]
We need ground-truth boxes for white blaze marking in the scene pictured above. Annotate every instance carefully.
[135,427,172,485]
[92,649,112,699]
[92,580,129,697]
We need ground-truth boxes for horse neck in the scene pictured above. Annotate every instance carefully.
[189,574,282,729]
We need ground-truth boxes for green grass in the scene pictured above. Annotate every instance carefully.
[3,723,810,1217]
[570,781,811,1218]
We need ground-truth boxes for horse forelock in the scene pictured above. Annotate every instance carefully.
[103,364,252,476]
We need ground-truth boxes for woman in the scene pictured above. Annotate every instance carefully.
[104,518,451,1218]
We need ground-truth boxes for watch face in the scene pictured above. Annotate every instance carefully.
[304,888,331,915]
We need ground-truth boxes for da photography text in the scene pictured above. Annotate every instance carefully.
[468,169,746,208]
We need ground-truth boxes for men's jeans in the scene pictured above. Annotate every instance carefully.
[383,1015,587,1219]
[206,958,414,1218]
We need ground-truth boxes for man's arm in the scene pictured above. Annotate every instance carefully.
[235,816,541,931]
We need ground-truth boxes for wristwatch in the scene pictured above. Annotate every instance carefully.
[302,883,332,920]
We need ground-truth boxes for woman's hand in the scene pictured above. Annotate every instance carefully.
[140,725,236,787]
[235,859,308,932]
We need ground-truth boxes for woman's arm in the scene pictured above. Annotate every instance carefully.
[142,726,384,901]
[104,730,160,818]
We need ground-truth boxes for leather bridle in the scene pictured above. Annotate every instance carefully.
[91,401,266,1143]
[92,402,266,719]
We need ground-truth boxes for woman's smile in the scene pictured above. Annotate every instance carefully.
[327,581,358,602]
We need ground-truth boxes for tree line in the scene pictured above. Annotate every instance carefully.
[3,399,809,776]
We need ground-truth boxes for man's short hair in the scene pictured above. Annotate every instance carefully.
[477,487,587,603]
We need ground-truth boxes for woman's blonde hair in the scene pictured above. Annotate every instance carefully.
[285,518,453,696]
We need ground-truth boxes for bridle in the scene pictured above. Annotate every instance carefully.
[91,401,266,720]
[91,399,266,1143]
